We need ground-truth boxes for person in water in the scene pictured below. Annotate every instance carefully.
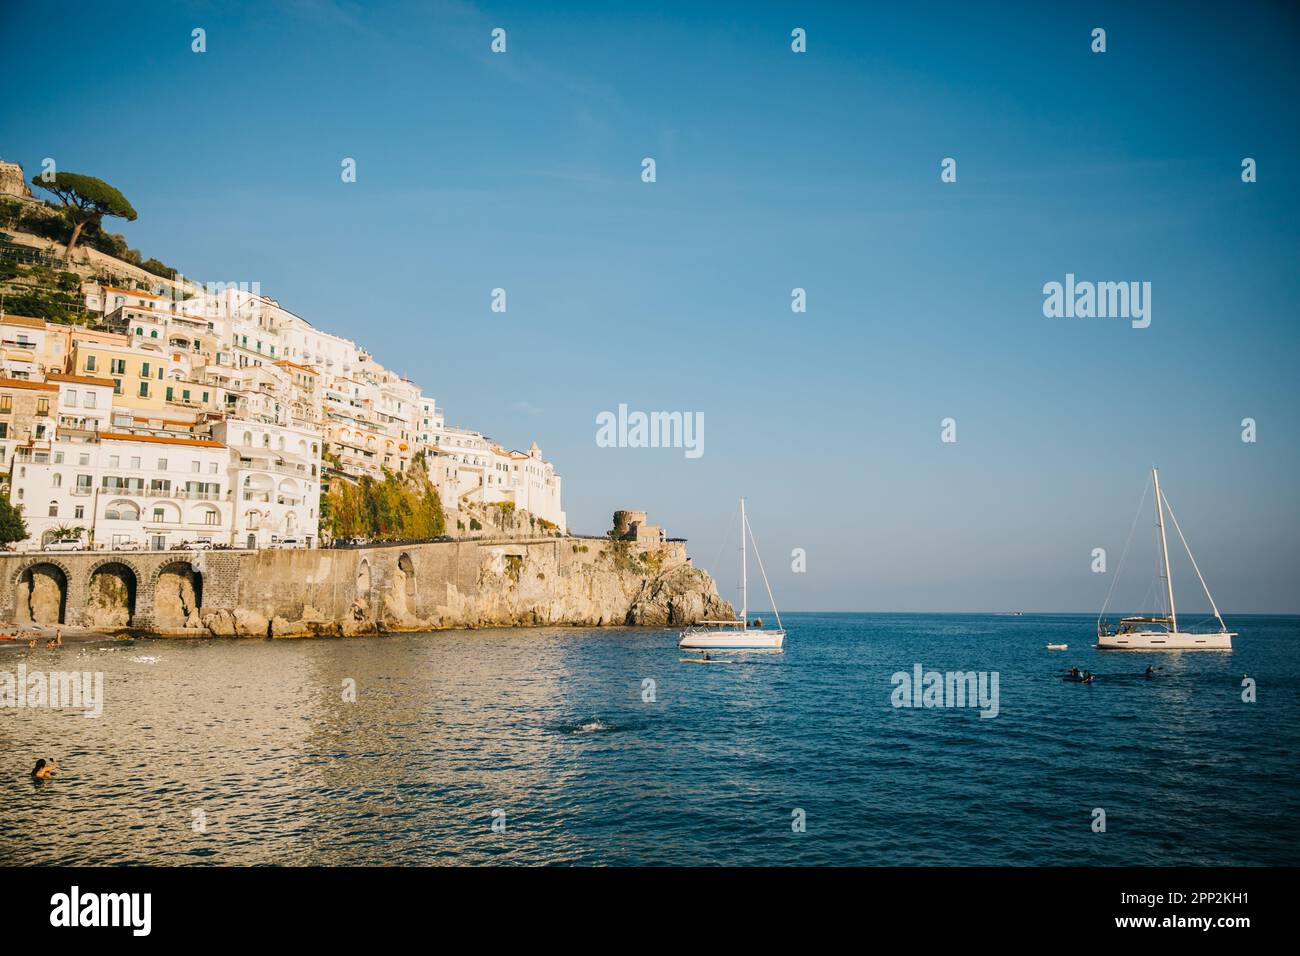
[1070,666,1080,678]
[31,758,57,780]
[1145,665,1155,677]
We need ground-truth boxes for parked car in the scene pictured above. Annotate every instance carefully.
[42,538,84,552]
[270,537,306,550]
[180,540,215,551]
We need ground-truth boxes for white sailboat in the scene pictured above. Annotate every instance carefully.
[1097,468,1235,650]
[679,498,785,650]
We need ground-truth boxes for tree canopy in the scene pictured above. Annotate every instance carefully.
[0,495,29,547]
[324,462,446,542]
[30,171,137,259]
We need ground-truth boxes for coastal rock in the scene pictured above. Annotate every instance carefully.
[201,608,237,637]
[625,563,734,626]
[233,607,269,637]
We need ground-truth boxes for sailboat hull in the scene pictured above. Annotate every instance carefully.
[678,629,785,650]
[1098,630,1234,650]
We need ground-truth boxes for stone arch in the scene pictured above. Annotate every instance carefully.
[146,500,182,524]
[104,499,141,522]
[86,560,139,628]
[243,473,273,503]
[153,561,202,628]
[188,504,221,526]
[14,561,69,625]
[389,552,416,616]
[397,552,416,599]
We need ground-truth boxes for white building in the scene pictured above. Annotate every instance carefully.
[11,430,231,551]
[210,419,323,549]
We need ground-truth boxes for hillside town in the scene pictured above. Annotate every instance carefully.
[0,161,566,552]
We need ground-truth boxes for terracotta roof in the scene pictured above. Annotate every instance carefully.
[45,373,116,387]
[0,315,45,329]
[0,377,58,392]
[131,415,197,427]
[274,359,318,373]
[99,431,224,448]
[102,286,161,299]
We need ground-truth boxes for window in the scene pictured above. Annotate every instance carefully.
[85,355,97,372]
[204,510,219,526]
[111,359,126,374]
[48,501,58,517]
[76,475,91,493]
[52,474,62,488]
[108,456,120,468]
[113,380,123,395]
[74,506,84,520]
[66,389,78,407]
[130,456,141,470]
[153,508,165,522]
[138,382,149,398]
[158,458,168,470]
[36,398,49,416]
[85,392,96,408]
[202,391,209,403]
[166,387,173,401]
[0,423,7,439]
[136,327,144,336]
[141,362,150,378]
[191,460,200,473]
[209,462,218,475]
[78,454,89,466]
[150,330,158,339]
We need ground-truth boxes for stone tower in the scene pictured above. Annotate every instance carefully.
[0,160,34,201]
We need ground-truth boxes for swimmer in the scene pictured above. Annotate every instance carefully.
[31,758,57,780]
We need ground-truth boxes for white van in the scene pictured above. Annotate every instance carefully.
[42,538,83,552]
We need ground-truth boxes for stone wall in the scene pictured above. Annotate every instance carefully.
[0,536,732,637]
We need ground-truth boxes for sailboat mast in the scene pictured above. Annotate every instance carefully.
[739,497,747,626]
[1152,467,1178,632]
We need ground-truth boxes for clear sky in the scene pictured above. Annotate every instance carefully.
[2,1,1297,613]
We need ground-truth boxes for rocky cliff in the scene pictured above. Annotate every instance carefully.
[178,535,735,639]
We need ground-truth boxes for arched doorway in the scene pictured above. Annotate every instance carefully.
[154,561,202,627]
[87,562,138,628]
[16,563,68,625]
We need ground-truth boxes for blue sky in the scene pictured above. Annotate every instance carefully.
[2,0,1297,612]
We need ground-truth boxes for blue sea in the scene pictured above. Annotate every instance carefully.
[2,612,1297,866]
